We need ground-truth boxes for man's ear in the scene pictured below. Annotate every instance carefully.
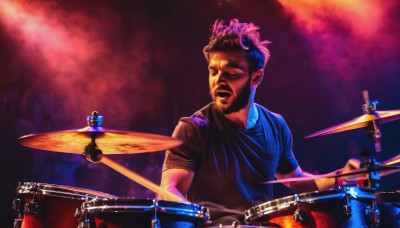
[252,69,264,86]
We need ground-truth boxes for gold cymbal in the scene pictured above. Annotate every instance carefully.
[305,110,400,138]
[19,126,182,154]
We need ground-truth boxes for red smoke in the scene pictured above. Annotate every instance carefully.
[0,0,161,130]
[278,0,399,114]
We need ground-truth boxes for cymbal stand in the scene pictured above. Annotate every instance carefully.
[83,111,104,162]
[80,111,184,201]
[362,90,382,153]
[359,148,380,190]
[360,91,381,190]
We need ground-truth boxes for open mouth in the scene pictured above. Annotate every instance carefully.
[216,90,232,99]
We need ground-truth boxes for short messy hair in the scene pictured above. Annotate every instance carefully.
[203,18,271,72]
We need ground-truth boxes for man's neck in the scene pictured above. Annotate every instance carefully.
[225,101,258,130]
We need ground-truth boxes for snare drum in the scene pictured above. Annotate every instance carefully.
[76,198,210,228]
[245,187,379,228]
[375,191,400,228]
[13,182,116,228]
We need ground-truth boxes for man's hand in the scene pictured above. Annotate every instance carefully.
[342,158,361,175]
[339,158,361,185]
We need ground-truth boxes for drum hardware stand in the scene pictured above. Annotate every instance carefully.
[360,91,382,190]
[359,148,381,190]
[360,91,381,227]
[152,199,160,228]
[83,111,104,163]
[293,194,307,223]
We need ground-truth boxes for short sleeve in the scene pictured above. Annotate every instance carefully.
[162,118,203,172]
[276,118,299,174]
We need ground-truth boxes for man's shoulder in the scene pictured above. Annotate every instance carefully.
[256,104,286,124]
[179,103,213,128]
[256,104,292,138]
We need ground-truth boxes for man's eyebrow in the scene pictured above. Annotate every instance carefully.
[208,63,242,69]
[224,62,242,69]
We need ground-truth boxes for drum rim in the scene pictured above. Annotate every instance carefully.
[16,182,116,200]
[244,186,375,222]
[78,197,210,221]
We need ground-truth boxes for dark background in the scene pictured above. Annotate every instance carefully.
[1,0,399,226]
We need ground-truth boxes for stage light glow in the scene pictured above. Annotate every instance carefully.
[0,0,158,129]
[279,0,383,39]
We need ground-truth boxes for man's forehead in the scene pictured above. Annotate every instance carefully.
[209,51,247,68]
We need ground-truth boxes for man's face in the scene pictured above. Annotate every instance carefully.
[208,51,252,114]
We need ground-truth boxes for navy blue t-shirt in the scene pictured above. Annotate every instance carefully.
[162,103,299,223]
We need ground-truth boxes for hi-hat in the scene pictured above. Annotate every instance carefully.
[305,110,400,138]
[19,126,182,154]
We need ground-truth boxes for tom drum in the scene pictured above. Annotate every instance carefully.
[13,182,116,228]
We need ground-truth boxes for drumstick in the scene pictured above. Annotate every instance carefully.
[100,155,184,202]
[261,173,334,184]
[383,154,400,166]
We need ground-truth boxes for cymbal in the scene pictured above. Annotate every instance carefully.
[19,126,182,154]
[305,110,400,138]
[262,164,400,184]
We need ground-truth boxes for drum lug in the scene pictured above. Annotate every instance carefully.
[342,205,352,218]
[24,200,39,216]
[293,209,307,223]
[13,218,22,228]
[74,207,82,220]
[151,218,160,228]
[78,221,95,228]
[76,208,95,228]
[342,195,352,218]
[12,198,22,213]
[293,194,306,223]
[365,200,380,227]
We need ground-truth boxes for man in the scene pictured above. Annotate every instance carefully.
[160,18,358,226]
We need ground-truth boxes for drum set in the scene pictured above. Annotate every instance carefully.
[13,92,400,228]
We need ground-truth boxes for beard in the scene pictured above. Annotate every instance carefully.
[210,78,251,114]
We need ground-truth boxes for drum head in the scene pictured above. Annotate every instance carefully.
[78,198,210,227]
[17,182,116,200]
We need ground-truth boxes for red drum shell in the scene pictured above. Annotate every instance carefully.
[14,182,115,228]
[245,187,377,228]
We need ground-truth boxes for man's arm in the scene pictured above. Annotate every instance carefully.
[276,158,360,192]
[160,168,195,201]
[275,166,322,192]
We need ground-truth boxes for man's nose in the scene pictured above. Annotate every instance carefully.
[215,73,226,83]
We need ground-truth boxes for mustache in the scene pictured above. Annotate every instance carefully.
[216,84,232,92]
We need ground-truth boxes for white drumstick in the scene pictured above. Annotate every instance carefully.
[100,155,184,202]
